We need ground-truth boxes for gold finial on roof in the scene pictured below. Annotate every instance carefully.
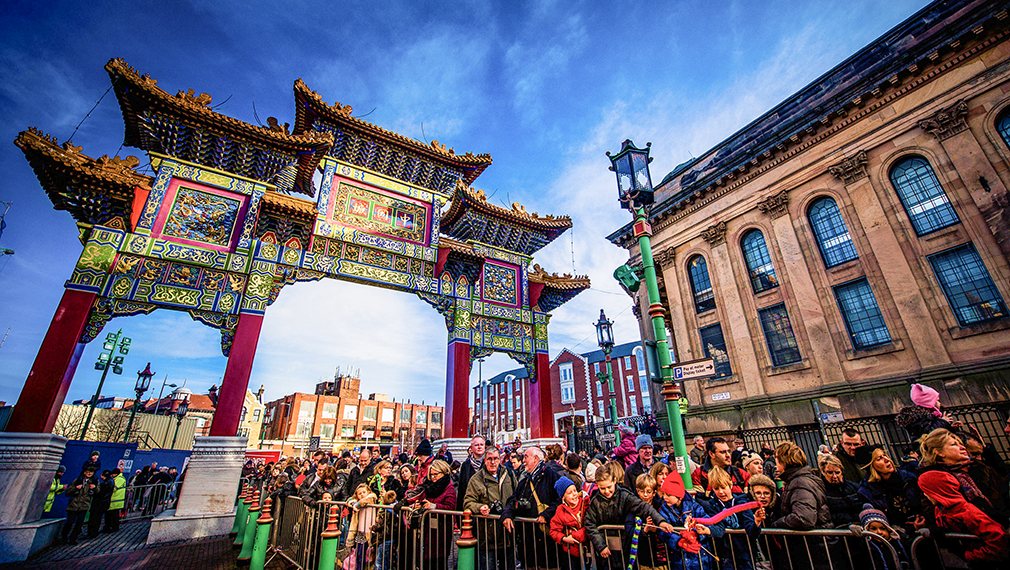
[175,89,212,107]
[267,117,290,135]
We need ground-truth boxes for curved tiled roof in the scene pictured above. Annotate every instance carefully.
[105,58,332,195]
[528,263,591,291]
[442,183,573,233]
[14,127,151,228]
[292,79,492,185]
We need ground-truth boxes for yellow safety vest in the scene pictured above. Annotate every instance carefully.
[44,477,65,512]
[108,475,127,510]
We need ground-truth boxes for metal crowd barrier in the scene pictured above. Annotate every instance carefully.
[121,482,180,521]
[910,532,987,570]
[250,493,985,570]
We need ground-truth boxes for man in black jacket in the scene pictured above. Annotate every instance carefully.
[832,428,868,483]
[623,434,656,489]
[501,447,562,570]
[344,448,375,498]
[455,435,486,510]
[86,470,114,539]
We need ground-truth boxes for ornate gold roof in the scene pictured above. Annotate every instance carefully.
[528,263,591,291]
[292,79,492,184]
[442,182,574,232]
[260,190,317,220]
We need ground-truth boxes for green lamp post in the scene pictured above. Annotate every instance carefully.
[79,329,131,440]
[123,363,154,442]
[593,310,619,425]
[607,140,692,490]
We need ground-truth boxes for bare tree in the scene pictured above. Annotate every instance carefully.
[92,409,130,442]
[52,406,87,440]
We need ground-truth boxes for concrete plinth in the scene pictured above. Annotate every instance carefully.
[147,435,245,545]
[0,433,68,562]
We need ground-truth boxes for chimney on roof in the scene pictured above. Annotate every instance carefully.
[256,385,264,403]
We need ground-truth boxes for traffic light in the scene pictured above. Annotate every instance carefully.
[614,264,641,293]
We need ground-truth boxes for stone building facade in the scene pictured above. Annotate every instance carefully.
[609,0,1010,437]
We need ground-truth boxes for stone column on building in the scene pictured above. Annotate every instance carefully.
[760,190,846,386]
[919,99,1010,262]
[828,152,949,366]
[701,222,764,399]
[656,248,693,363]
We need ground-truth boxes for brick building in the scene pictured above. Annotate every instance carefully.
[474,341,655,443]
[607,0,1010,443]
[262,370,444,456]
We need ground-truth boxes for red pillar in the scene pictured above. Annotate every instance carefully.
[528,352,553,439]
[7,288,96,433]
[209,313,264,437]
[444,340,471,439]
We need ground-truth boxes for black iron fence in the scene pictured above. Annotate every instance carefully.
[739,402,1010,468]
[573,414,665,454]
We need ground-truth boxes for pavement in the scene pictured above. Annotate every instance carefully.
[0,521,291,570]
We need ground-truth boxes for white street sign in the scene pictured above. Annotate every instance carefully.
[712,392,731,402]
[672,358,717,381]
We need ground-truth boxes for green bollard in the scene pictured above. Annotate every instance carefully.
[456,510,477,570]
[237,489,260,565]
[250,497,274,570]
[231,483,248,537]
[317,504,340,570]
[233,487,253,548]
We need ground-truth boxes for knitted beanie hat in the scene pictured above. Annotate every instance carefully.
[910,383,942,417]
[585,462,598,482]
[859,503,889,528]
[415,438,433,457]
[636,434,654,451]
[618,423,635,436]
[742,453,763,471]
[555,476,576,498]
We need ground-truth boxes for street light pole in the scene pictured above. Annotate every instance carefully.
[79,329,132,440]
[153,375,175,416]
[608,140,693,490]
[124,363,154,443]
[171,398,189,449]
[594,310,619,425]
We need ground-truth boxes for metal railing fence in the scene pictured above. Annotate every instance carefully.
[121,481,181,521]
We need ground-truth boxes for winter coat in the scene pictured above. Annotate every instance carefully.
[832,444,867,483]
[463,466,516,549]
[501,461,561,523]
[91,476,114,512]
[700,493,754,570]
[345,460,376,498]
[771,465,830,530]
[416,476,456,561]
[65,475,96,512]
[549,496,588,556]
[657,494,717,570]
[691,458,749,493]
[857,469,923,527]
[762,458,776,479]
[689,446,707,466]
[614,432,639,468]
[920,470,1009,563]
[919,460,1009,525]
[302,478,343,506]
[456,456,482,511]
[895,405,953,440]
[624,459,656,490]
[367,473,402,502]
[822,478,862,527]
[584,486,667,554]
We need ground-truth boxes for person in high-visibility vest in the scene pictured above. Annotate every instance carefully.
[104,468,126,533]
[44,465,67,513]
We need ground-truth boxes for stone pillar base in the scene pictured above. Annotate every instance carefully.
[175,435,246,517]
[0,433,68,562]
[148,435,245,544]
[147,509,236,545]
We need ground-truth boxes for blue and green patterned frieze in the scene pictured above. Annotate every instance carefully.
[79,297,158,344]
[68,227,128,292]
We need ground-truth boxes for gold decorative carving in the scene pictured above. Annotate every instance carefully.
[701,221,727,246]
[917,99,969,140]
[528,264,591,290]
[175,88,213,107]
[828,151,868,185]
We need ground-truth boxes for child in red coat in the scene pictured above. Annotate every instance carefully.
[918,470,1008,565]
[549,477,588,570]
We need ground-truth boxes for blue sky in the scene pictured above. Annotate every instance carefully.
[0,0,929,410]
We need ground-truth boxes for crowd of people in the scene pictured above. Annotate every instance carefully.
[49,450,184,545]
[238,382,1009,569]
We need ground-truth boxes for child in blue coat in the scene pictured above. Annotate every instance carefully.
[656,472,719,570]
[698,467,753,570]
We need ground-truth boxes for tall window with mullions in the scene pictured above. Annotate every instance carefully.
[834,278,891,349]
[758,304,802,366]
[997,111,1010,149]
[741,229,779,293]
[929,243,1008,326]
[699,323,732,379]
[889,156,959,235]
[809,197,859,267]
[688,255,716,313]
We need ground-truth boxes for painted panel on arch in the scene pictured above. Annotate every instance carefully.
[328,176,431,246]
[481,261,519,308]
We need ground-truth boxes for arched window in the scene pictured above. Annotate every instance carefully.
[808,197,858,268]
[889,156,959,235]
[741,229,779,293]
[688,255,715,313]
[997,110,1010,149]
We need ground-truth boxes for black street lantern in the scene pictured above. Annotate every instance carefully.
[176,399,189,419]
[171,397,190,449]
[606,139,654,211]
[594,309,614,351]
[135,363,154,393]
